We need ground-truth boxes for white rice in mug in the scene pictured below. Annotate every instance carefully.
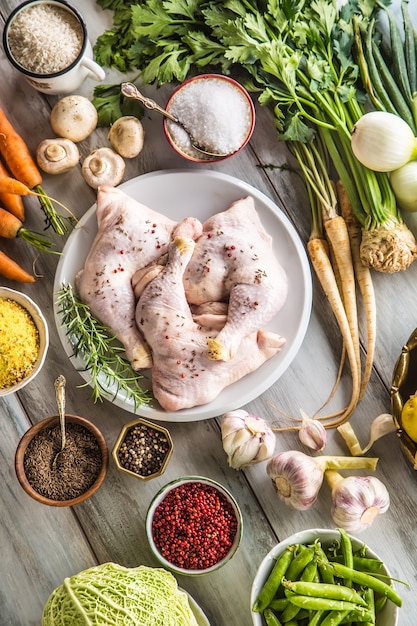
[7,4,84,75]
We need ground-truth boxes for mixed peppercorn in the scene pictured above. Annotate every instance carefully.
[151,481,239,570]
[117,422,171,478]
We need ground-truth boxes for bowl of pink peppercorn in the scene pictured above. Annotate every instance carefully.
[146,476,243,575]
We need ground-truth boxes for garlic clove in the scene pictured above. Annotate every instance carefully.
[298,409,327,452]
[229,437,263,470]
[221,410,275,470]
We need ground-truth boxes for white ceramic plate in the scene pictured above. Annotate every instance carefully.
[184,590,211,626]
[53,170,312,421]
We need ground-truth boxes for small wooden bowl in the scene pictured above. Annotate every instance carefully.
[15,414,108,506]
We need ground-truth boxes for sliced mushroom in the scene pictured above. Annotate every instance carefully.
[36,138,80,174]
[108,116,145,158]
[82,147,125,189]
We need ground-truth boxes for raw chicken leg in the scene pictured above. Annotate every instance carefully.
[75,185,177,370]
[183,196,288,361]
[136,231,285,411]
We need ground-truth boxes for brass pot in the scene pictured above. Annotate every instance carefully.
[390,328,417,469]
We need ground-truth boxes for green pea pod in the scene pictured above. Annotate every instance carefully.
[263,608,283,626]
[320,609,350,626]
[281,556,319,622]
[282,580,367,606]
[286,594,369,614]
[308,609,326,626]
[285,546,315,581]
[315,544,335,584]
[340,609,375,623]
[320,561,402,608]
[331,555,383,574]
[252,546,294,612]
[361,587,375,626]
[375,595,387,614]
[339,528,353,587]
[268,598,288,612]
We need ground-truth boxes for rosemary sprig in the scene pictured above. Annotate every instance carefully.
[55,283,153,409]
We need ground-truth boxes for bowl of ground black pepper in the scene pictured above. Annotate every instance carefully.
[163,74,255,163]
[112,418,173,481]
[15,414,108,506]
[146,476,243,575]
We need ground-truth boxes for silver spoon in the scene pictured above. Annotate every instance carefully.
[121,82,230,159]
[52,374,66,468]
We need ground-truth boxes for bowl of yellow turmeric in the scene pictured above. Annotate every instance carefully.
[0,287,49,397]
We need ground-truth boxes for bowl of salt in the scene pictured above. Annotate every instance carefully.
[163,74,255,163]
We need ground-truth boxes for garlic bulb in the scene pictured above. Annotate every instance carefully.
[267,450,324,510]
[221,410,276,470]
[325,469,390,533]
[266,451,379,511]
[298,410,327,452]
[351,111,417,172]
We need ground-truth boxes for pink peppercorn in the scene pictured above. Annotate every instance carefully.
[151,481,238,570]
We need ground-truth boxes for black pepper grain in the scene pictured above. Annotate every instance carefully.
[118,423,171,477]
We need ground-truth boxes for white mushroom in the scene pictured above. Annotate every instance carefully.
[36,138,80,174]
[50,95,98,143]
[108,116,145,158]
[82,147,125,189]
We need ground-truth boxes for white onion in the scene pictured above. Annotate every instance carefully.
[351,111,417,172]
[390,160,417,212]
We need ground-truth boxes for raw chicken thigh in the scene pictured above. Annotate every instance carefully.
[74,186,289,410]
[183,196,288,361]
[136,228,286,411]
[75,185,177,370]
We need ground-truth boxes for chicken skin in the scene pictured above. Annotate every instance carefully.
[183,196,288,361]
[75,185,177,370]
[136,230,285,411]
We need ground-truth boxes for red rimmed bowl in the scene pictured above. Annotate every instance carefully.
[163,74,255,163]
[146,476,243,575]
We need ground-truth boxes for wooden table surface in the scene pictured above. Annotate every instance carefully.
[1,1,417,624]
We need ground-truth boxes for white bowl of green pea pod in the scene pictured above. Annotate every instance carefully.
[250,528,399,626]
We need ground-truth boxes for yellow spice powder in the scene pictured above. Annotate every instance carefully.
[0,297,40,389]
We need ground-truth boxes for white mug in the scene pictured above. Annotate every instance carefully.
[3,0,106,95]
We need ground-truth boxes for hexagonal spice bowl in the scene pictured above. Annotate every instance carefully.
[112,418,173,481]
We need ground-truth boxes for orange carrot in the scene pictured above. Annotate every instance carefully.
[0,162,25,221]
[0,249,35,282]
[0,107,42,189]
[0,206,54,252]
[0,108,69,234]
[0,175,31,197]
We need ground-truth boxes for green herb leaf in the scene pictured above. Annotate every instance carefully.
[92,83,143,126]
[55,283,152,409]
